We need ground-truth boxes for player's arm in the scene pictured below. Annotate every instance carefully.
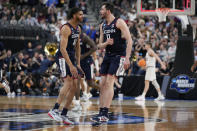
[81,33,97,60]
[149,49,166,70]
[0,50,7,60]
[117,19,133,69]
[76,27,81,66]
[97,23,113,49]
[60,25,73,67]
[191,61,197,72]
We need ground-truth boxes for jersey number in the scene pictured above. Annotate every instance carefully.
[73,39,77,46]
[106,34,110,39]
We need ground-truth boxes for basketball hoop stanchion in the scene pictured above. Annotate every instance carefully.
[156,8,171,22]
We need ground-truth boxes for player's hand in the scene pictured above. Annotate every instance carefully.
[70,65,78,78]
[77,65,85,77]
[123,58,130,70]
[191,65,195,72]
[95,71,100,77]
[161,64,166,70]
[106,38,113,45]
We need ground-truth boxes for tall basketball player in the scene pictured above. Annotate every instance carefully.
[91,2,132,123]
[48,7,84,125]
[135,43,166,101]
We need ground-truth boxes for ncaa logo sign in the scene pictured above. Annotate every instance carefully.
[170,75,196,93]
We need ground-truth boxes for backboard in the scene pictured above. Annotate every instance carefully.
[137,0,195,16]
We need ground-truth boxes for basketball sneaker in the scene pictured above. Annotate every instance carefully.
[7,92,11,98]
[154,95,165,101]
[135,95,145,101]
[61,115,74,125]
[72,104,82,111]
[87,93,92,98]
[81,94,89,101]
[90,115,109,123]
[48,109,62,121]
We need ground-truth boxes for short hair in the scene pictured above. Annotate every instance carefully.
[67,7,82,20]
[102,2,114,13]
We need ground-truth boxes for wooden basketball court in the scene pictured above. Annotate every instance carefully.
[0,96,196,131]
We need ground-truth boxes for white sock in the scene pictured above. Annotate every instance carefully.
[142,92,146,97]
[158,91,162,96]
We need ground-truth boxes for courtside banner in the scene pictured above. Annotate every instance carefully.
[170,74,196,94]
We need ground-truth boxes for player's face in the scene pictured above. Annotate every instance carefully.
[145,44,150,50]
[100,5,108,19]
[75,11,84,23]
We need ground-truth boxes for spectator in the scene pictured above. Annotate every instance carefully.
[18,15,27,25]
[0,15,9,25]
[167,41,177,63]
[26,42,34,57]
[32,52,41,72]
[17,52,28,72]
[159,44,168,62]
[4,50,13,73]
[10,15,17,25]
[46,0,58,7]
[86,25,97,41]
[48,28,58,43]
[57,9,67,21]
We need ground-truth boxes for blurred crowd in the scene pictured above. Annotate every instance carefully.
[0,0,197,96]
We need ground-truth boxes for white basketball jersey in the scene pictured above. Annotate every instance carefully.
[145,51,156,67]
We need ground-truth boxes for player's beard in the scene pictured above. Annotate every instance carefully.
[76,16,83,23]
[100,12,107,19]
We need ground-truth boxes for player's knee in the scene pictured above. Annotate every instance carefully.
[152,80,160,89]
[105,80,113,88]
[59,88,67,96]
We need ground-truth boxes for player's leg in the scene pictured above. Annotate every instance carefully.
[80,78,89,101]
[136,67,153,101]
[99,75,116,121]
[152,80,165,101]
[135,80,150,101]
[90,75,107,122]
[61,78,78,125]
[48,76,71,121]
[48,57,71,121]
[72,78,82,111]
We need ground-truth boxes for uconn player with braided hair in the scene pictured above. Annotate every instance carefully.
[48,7,84,125]
[91,2,133,123]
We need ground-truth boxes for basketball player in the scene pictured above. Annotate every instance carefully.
[48,7,84,125]
[72,31,99,110]
[0,42,10,96]
[91,2,132,123]
[135,43,166,101]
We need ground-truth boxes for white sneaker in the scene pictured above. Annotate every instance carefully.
[11,92,15,98]
[154,95,165,101]
[7,92,11,98]
[81,94,89,101]
[61,115,74,125]
[48,109,62,121]
[135,95,145,101]
[72,104,82,111]
[87,93,92,98]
